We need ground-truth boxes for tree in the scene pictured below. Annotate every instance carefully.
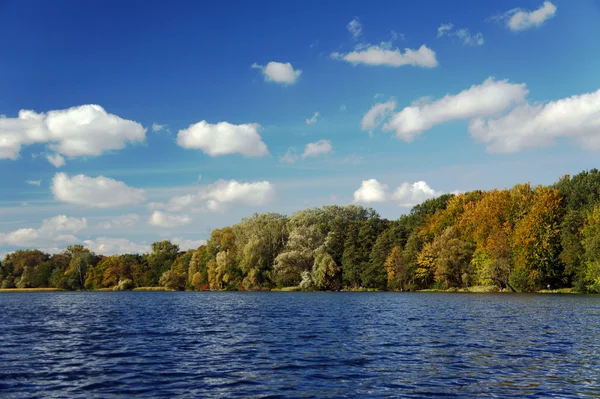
[341,222,362,287]
[234,213,288,290]
[312,246,341,291]
[188,246,211,290]
[431,227,474,288]
[1,250,49,288]
[64,246,97,290]
[580,205,600,293]
[368,222,408,285]
[147,240,180,285]
[559,210,585,284]
[159,270,187,291]
[274,225,324,287]
[511,186,564,291]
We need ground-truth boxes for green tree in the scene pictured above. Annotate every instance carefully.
[274,225,324,287]
[580,205,600,293]
[147,240,180,285]
[312,245,341,291]
[234,213,288,290]
[431,227,474,288]
[63,246,97,290]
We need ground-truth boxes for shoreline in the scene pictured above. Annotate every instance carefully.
[0,287,581,294]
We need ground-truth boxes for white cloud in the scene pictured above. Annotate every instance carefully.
[353,179,388,203]
[46,153,65,168]
[0,104,145,160]
[393,181,440,207]
[176,120,268,157]
[352,179,443,207]
[347,17,362,38]
[41,215,87,233]
[382,77,528,141]
[51,172,146,208]
[25,180,41,186]
[438,23,484,46]
[252,61,302,85]
[0,215,86,248]
[499,1,557,31]
[152,123,167,132]
[362,101,396,135]
[155,179,276,213]
[99,214,140,229]
[302,140,333,158]
[279,147,299,164]
[306,112,320,125]
[437,23,454,37]
[456,29,484,46]
[83,237,149,255]
[171,237,207,251]
[331,44,438,68]
[148,211,192,228]
[469,88,600,153]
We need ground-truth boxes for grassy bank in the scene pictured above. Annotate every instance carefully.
[417,286,577,294]
[133,286,168,291]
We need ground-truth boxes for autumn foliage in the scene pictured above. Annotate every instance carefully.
[2,169,600,293]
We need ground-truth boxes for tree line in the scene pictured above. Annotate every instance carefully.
[2,169,600,293]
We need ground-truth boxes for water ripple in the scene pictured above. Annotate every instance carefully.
[0,292,599,398]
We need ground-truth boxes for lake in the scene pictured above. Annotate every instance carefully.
[1,292,599,398]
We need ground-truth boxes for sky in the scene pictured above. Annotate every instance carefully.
[1,0,600,256]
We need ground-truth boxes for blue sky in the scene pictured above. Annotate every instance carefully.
[1,0,600,256]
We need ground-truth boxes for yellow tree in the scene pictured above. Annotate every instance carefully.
[384,246,402,290]
[512,186,564,291]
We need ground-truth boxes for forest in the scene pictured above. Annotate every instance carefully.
[2,169,600,293]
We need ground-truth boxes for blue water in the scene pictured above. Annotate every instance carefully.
[0,292,599,398]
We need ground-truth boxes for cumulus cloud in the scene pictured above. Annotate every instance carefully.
[306,112,320,125]
[25,180,41,186]
[252,61,302,85]
[99,214,140,229]
[154,179,276,213]
[353,179,388,203]
[469,88,600,153]
[331,44,438,68]
[382,77,528,141]
[437,23,484,46]
[347,17,362,38]
[361,101,396,135]
[51,172,146,208]
[279,147,299,164]
[148,211,192,228]
[46,153,65,168]
[83,237,149,255]
[352,179,443,207]
[0,215,86,248]
[496,1,557,31]
[302,140,333,158]
[0,104,145,160]
[393,181,440,207]
[176,120,268,157]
